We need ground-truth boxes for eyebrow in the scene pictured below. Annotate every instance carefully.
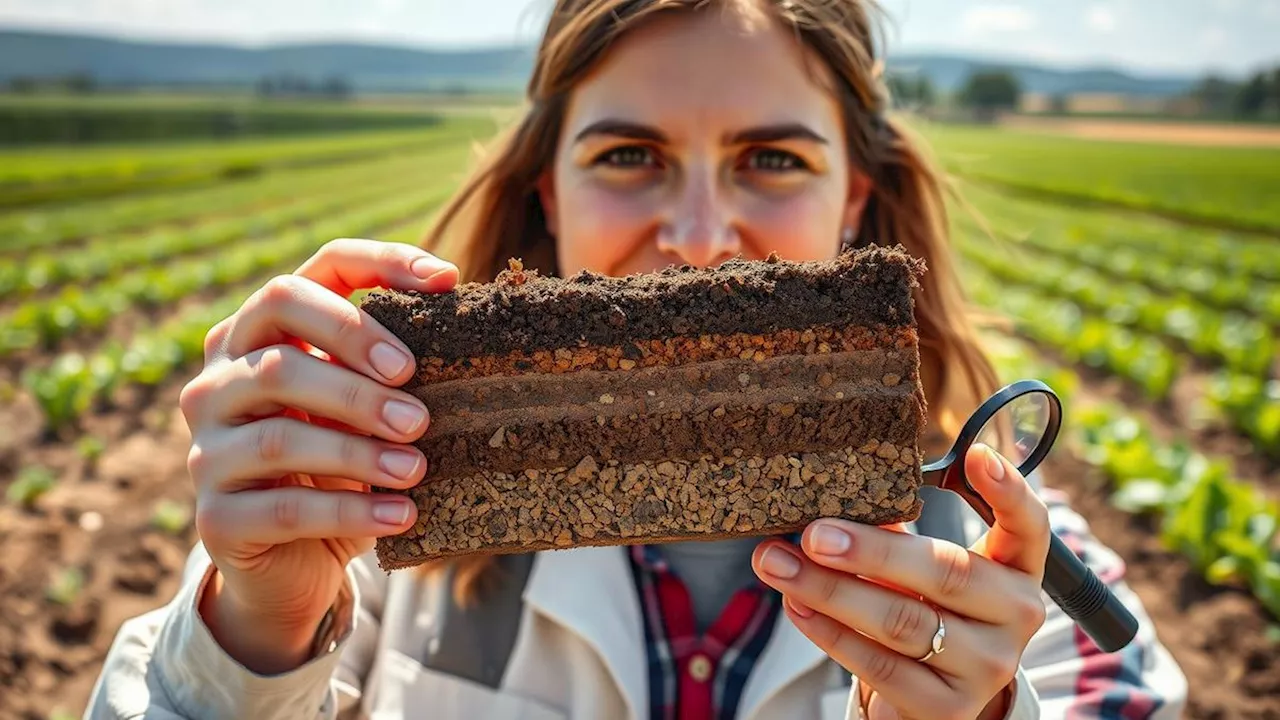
[572,119,828,145]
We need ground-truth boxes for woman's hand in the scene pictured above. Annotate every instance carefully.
[180,238,458,674]
[752,444,1050,720]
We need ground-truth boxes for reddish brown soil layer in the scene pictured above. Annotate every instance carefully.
[360,246,924,366]
[410,348,920,480]
[377,440,922,569]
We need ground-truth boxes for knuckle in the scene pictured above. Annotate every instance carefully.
[340,376,368,416]
[339,432,366,470]
[271,493,302,531]
[330,308,364,352]
[976,647,1017,683]
[178,377,211,421]
[186,442,213,485]
[867,532,894,573]
[862,646,900,686]
[337,494,364,528]
[885,596,925,643]
[255,345,297,392]
[816,571,841,606]
[1015,592,1048,634]
[937,548,974,599]
[258,274,303,311]
[194,495,226,543]
[202,317,231,363]
[256,419,291,465]
[321,237,360,259]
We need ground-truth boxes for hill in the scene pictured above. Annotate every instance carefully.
[0,28,1199,97]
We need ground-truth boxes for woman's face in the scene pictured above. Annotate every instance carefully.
[539,6,872,277]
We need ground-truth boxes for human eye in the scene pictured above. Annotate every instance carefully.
[593,145,660,169]
[743,147,811,172]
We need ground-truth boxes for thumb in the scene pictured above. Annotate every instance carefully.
[965,443,1050,578]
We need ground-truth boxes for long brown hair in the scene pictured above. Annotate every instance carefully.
[419,0,1002,604]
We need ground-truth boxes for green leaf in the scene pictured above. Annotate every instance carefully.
[1109,480,1169,513]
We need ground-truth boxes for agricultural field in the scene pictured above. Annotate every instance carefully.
[924,122,1280,235]
[0,110,1277,719]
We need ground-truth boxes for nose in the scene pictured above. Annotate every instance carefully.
[655,166,741,267]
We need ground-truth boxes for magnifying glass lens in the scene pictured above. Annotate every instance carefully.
[975,391,1052,472]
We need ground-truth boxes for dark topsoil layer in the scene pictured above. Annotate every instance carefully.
[361,246,925,365]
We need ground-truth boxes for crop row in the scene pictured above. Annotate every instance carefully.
[956,222,1275,378]
[0,139,462,257]
[0,116,491,208]
[20,197,444,434]
[963,260,1280,457]
[0,167,461,358]
[956,183,1280,286]
[983,335,1280,620]
[0,145,469,299]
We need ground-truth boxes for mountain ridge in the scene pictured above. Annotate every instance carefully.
[0,27,1200,97]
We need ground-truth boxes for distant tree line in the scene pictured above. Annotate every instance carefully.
[886,68,1022,122]
[255,74,353,100]
[1186,66,1280,120]
[7,72,97,93]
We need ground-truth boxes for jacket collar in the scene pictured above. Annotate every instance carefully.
[520,542,836,720]
[522,545,649,720]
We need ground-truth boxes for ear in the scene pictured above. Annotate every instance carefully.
[536,170,560,238]
[842,169,873,232]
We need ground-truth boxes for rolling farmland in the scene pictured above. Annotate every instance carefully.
[1,110,1278,719]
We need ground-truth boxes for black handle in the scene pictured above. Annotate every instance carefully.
[1042,533,1139,652]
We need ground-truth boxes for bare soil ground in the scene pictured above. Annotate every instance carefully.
[1001,116,1280,148]
[1,360,1278,718]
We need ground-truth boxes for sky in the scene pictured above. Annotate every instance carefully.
[0,0,1277,77]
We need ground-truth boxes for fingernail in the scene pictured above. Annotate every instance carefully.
[787,596,815,618]
[379,450,420,479]
[984,445,1006,482]
[373,500,411,525]
[383,400,427,435]
[811,523,851,555]
[761,547,801,579]
[410,256,453,281]
[370,342,410,380]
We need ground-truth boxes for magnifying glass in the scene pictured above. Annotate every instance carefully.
[922,378,1139,653]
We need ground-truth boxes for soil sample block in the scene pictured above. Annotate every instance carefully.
[361,245,929,570]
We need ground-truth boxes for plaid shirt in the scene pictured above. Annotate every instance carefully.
[624,492,1187,720]
[627,538,793,720]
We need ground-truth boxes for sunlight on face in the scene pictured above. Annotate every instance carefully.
[539,5,872,278]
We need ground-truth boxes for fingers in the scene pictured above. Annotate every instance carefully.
[965,443,1051,578]
[196,344,430,440]
[755,542,999,679]
[786,519,1030,624]
[189,415,428,493]
[196,485,418,546]
[213,272,418,385]
[776,594,953,717]
[293,237,458,299]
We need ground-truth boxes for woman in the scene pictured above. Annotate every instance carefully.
[85,1,1188,718]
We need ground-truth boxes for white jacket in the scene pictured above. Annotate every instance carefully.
[83,487,1188,720]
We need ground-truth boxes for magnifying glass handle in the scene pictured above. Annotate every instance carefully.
[1043,533,1139,652]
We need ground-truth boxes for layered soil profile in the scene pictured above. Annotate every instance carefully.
[361,246,930,570]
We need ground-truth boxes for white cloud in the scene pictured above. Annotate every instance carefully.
[959,5,1037,36]
[1087,5,1117,32]
[1200,25,1228,49]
